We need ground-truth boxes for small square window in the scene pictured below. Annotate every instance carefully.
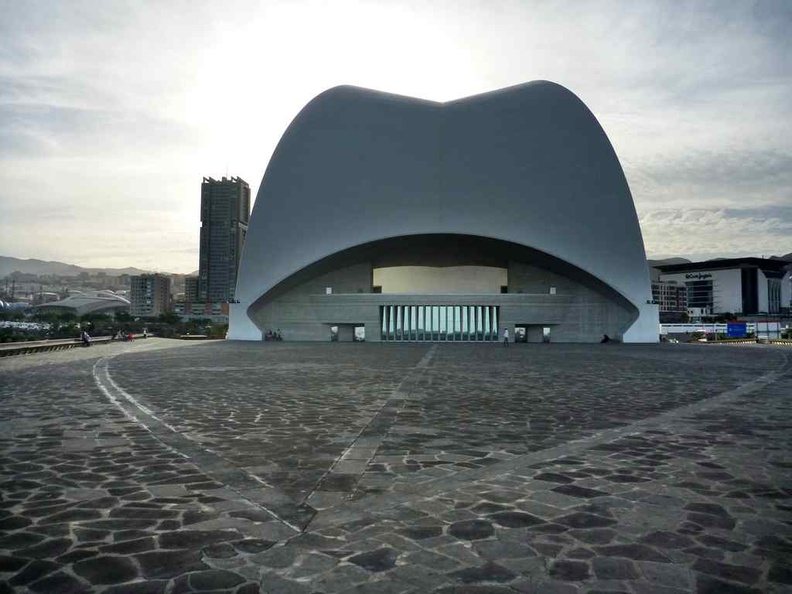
[549,287,557,295]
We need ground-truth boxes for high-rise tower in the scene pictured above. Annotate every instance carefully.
[198,176,251,303]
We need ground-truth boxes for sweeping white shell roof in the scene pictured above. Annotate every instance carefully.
[230,81,657,342]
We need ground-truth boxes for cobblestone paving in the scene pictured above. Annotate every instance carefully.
[106,342,429,503]
[0,339,789,593]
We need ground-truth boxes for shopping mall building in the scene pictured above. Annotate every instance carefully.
[655,258,791,318]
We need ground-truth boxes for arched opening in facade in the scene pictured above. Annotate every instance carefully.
[245,234,637,343]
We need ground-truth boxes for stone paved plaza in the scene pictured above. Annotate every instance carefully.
[0,339,790,593]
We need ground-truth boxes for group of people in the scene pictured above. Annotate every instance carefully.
[79,329,143,346]
[111,330,136,342]
[81,330,135,345]
[264,329,282,341]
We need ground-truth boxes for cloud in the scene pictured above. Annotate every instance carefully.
[640,205,792,260]
[0,0,790,268]
[625,148,792,213]
[0,102,200,161]
[0,202,199,273]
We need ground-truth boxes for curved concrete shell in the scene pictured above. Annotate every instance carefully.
[230,81,658,342]
[36,293,131,317]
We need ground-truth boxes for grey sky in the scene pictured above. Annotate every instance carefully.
[0,0,789,272]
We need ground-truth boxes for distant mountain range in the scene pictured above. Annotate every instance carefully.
[648,253,792,268]
[647,257,691,267]
[2,253,789,280]
[0,256,163,278]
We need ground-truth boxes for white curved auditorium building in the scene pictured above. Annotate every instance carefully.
[229,81,659,343]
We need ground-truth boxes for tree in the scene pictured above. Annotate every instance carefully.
[0,309,26,321]
[207,323,228,339]
[158,311,180,325]
[82,312,110,325]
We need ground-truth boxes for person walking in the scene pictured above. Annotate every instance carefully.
[502,327,509,346]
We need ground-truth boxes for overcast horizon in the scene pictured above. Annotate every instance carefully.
[1,0,790,274]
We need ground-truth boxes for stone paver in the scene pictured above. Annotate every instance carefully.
[0,338,789,592]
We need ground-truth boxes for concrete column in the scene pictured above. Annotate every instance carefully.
[365,321,380,342]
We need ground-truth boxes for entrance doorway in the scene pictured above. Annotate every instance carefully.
[515,324,551,343]
[329,324,362,342]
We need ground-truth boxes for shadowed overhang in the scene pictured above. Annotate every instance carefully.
[250,233,638,321]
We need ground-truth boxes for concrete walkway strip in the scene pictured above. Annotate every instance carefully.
[311,348,790,529]
[306,345,438,513]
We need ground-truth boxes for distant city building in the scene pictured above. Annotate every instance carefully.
[198,177,250,303]
[130,274,172,318]
[655,258,791,317]
[184,276,199,303]
[651,280,688,322]
[173,301,229,323]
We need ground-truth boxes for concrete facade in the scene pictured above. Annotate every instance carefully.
[249,263,374,341]
[230,82,659,342]
[249,259,633,343]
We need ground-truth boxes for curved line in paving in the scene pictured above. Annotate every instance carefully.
[91,344,439,533]
[310,347,791,529]
[92,355,309,532]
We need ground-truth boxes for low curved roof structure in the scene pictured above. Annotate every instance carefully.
[230,81,658,342]
[36,293,130,317]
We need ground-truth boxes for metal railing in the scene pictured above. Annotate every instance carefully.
[0,335,137,357]
[700,338,792,347]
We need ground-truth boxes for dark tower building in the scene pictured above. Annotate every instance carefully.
[199,176,251,303]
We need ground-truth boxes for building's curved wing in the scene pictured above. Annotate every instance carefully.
[231,81,657,342]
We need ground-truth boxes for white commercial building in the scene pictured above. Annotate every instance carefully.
[656,258,791,317]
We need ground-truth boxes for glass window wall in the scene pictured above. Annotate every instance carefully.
[380,305,500,341]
